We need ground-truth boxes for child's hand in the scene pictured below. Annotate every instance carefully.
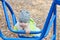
[25,30,30,36]
[26,30,30,34]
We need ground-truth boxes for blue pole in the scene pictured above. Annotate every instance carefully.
[53,1,56,40]
[5,1,17,25]
[39,2,55,39]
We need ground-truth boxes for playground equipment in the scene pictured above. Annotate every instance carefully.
[0,0,60,40]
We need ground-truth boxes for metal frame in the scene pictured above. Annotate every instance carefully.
[0,0,59,40]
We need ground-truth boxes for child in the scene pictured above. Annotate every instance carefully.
[14,9,41,37]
